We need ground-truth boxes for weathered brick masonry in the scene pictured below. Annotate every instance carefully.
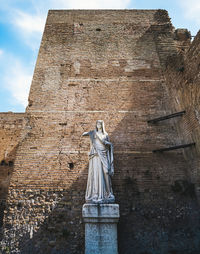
[0,113,28,230]
[0,10,200,254]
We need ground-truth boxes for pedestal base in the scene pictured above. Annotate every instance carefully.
[82,203,120,254]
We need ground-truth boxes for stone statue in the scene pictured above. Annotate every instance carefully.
[82,120,115,203]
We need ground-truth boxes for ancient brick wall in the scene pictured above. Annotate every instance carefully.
[164,30,200,201]
[0,113,27,230]
[165,30,200,151]
[1,10,200,254]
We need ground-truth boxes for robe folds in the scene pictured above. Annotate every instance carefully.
[85,130,115,203]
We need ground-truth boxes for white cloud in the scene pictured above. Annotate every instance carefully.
[6,70,31,107]
[1,53,32,108]
[10,10,46,50]
[0,49,3,56]
[13,10,45,34]
[50,0,131,9]
[5,65,32,107]
[179,0,200,24]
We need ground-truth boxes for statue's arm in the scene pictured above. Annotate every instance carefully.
[82,131,90,136]
[104,136,113,146]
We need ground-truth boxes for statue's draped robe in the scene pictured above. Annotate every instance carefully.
[85,130,115,203]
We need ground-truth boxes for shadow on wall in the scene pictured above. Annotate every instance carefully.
[2,10,200,254]
[0,147,17,233]
[7,116,200,254]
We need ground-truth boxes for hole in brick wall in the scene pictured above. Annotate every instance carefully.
[9,161,14,167]
[28,100,33,107]
[68,83,78,87]
[96,28,101,31]
[177,66,185,72]
[0,160,5,166]
[68,162,74,170]
[59,122,67,126]
[17,202,22,209]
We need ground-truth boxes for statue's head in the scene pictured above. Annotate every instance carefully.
[96,120,103,130]
[96,120,107,135]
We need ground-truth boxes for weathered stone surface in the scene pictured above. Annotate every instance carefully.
[0,113,28,230]
[83,203,119,222]
[83,204,119,254]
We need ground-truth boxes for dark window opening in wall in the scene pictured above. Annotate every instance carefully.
[79,23,83,26]
[96,28,101,31]
[68,162,74,170]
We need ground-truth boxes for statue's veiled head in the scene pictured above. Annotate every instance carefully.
[96,120,107,135]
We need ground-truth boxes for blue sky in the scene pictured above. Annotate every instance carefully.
[0,0,199,112]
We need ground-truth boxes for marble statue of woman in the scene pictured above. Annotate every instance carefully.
[82,120,115,203]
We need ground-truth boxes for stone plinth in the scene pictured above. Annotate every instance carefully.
[82,203,120,254]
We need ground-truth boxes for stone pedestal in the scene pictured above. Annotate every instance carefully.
[82,203,120,254]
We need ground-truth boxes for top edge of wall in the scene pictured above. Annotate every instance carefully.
[46,9,170,24]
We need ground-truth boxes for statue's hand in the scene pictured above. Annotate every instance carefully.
[82,131,89,136]
[107,167,113,176]
[109,171,114,177]
[104,140,112,146]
